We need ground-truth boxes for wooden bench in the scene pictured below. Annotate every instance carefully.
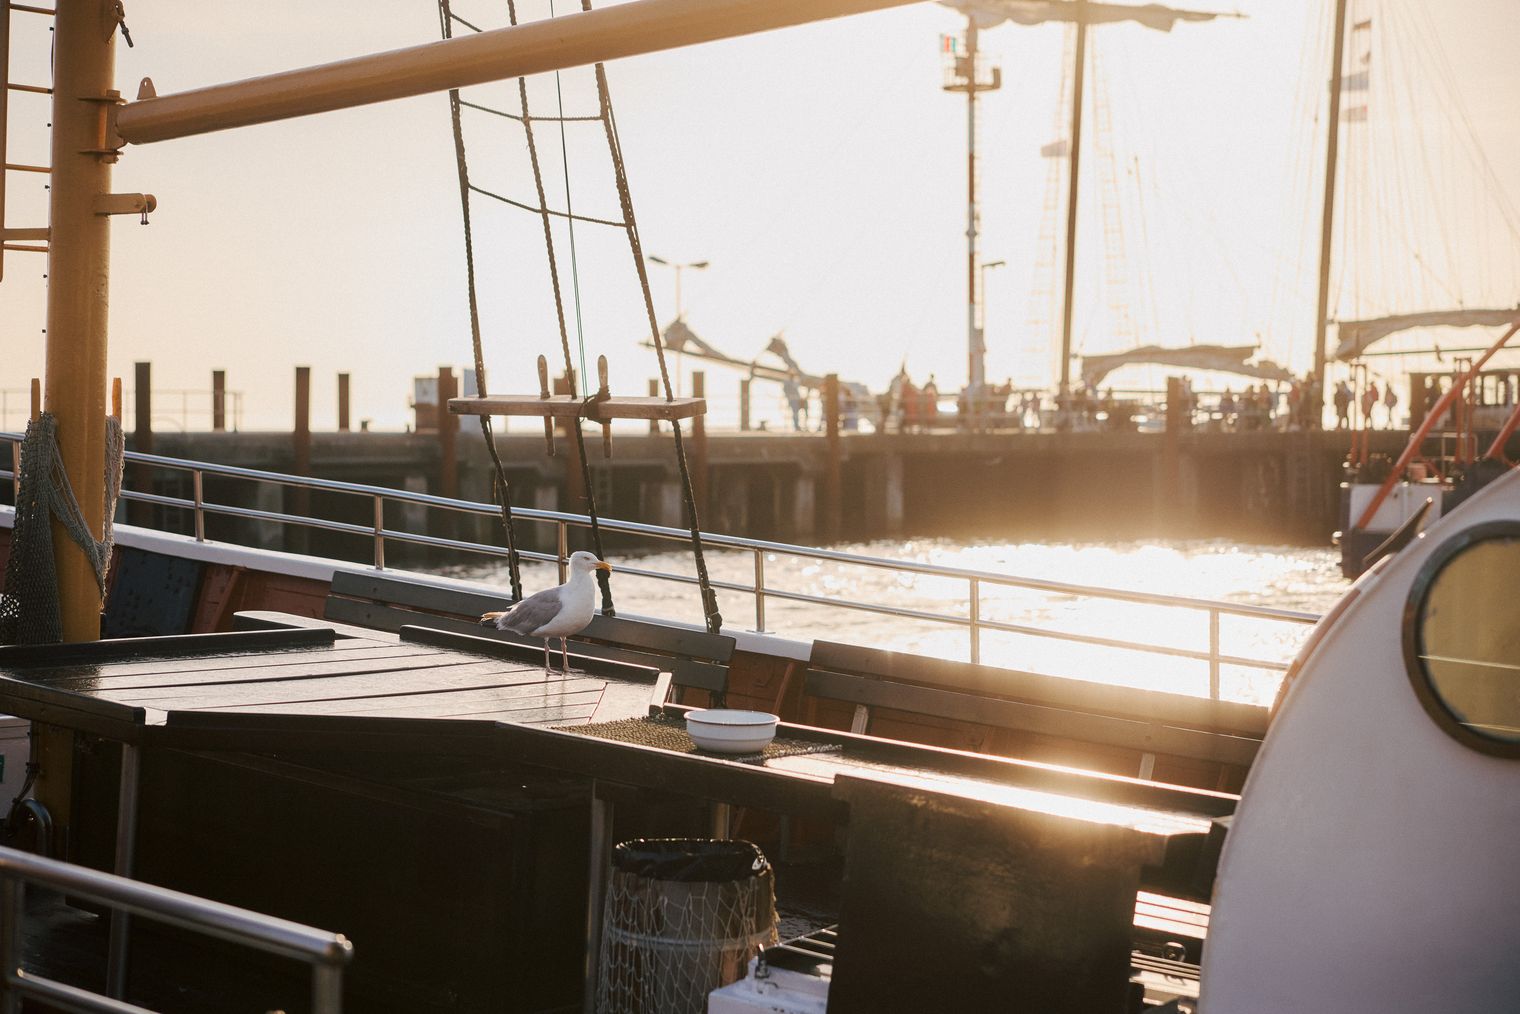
[804,640,1268,780]
[321,570,735,709]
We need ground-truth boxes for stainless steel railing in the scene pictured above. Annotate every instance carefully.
[0,432,1320,699]
[0,845,351,1014]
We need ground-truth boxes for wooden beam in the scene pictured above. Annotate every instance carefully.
[113,0,922,146]
[449,394,705,422]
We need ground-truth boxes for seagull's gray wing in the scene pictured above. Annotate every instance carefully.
[496,586,565,635]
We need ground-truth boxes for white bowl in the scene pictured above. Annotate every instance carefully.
[685,709,779,754]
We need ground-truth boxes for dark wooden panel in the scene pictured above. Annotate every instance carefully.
[213,690,604,723]
[0,627,336,669]
[105,668,580,711]
[24,644,435,685]
[829,774,1161,1014]
[0,674,148,738]
[232,610,396,641]
[805,670,1260,767]
[329,572,734,663]
[161,712,506,755]
[810,640,1268,736]
[398,626,665,684]
[330,571,505,619]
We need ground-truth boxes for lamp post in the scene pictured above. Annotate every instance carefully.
[647,255,709,396]
[973,259,1006,422]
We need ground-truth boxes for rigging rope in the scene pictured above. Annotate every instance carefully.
[506,0,614,616]
[438,0,523,602]
[550,0,593,400]
[437,0,723,634]
[595,59,723,634]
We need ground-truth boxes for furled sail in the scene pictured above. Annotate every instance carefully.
[1079,345,1295,388]
[1332,308,1520,361]
[940,0,1229,32]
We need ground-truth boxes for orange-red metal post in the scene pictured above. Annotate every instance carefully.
[1355,323,1520,530]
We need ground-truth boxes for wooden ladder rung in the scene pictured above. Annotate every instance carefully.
[449,394,706,422]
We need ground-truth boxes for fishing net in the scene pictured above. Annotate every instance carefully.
[595,839,778,1014]
[0,413,124,645]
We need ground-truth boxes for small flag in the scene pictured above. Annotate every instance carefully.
[1040,139,1069,158]
[1342,70,1369,92]
[1345,106,1368,123]
[940,33,963,57]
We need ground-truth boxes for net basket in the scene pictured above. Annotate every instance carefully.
[594,838,778,1014]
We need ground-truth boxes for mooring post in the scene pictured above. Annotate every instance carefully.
[824,373,842,540]
[739,378,751,432]
[129,362,153,527]
[558,374,587,521]
[437,367,457,499]
[211,369,226,431]
[290,366,312,553]
[691,371,709,518]
[648,378,659,434]
[435,367,458,541]
[337,372,351,432]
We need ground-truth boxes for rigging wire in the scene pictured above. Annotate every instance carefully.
[549,0,592,398]
[505,0,615,616]
[596,60,724,635]
[437,0,523,602]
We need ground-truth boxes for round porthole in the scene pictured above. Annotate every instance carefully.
[1404,521,1520,757]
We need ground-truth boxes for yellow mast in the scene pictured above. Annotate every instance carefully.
[44,0,119,642]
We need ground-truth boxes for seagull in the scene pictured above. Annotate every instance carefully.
[480,551,613,670]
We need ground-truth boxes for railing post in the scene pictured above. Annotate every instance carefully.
[969,578,981,664]
[106,742,142,1000]
[192,470,205,542]
[312,962,344,1014]
[1208,609,1221,700]
[0,875,19,1014]
[372,495,386,570]
[558,522,569,584]
[753,548,766,632]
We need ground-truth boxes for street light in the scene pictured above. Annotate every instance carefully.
[646,255,709,321]
[973,259,1006,395]
[647,255,709,396]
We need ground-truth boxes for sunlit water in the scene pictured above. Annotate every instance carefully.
[449,539,1347,707]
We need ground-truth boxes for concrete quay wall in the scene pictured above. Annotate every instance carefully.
[126,428,1411,557]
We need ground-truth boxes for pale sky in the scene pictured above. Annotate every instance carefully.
[3,0,1518,431]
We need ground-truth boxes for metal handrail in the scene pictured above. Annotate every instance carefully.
[0,432,1319,699]
[0,845,350,1014]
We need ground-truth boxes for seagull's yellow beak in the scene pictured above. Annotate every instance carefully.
[596,561,613,573]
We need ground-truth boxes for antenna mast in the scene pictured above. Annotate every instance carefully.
[943,20,1001,398]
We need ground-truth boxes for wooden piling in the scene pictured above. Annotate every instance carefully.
[824,373,842,540]
[437,367,457,500]
[557,374,587,519]
[212,370,227,431]
[130,362,153,527]
[290,366,312,553]
[337,372,351,432]
[648,379,659,434]
[740,378,751,432]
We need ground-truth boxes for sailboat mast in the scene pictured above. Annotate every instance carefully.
[1311,0,1351,426]
[967,21,981,394]
[1059,2,1089,400]
[44,0,119,642]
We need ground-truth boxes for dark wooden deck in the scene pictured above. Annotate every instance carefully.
[0,625,662,738]
[0,621,1230,1013]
